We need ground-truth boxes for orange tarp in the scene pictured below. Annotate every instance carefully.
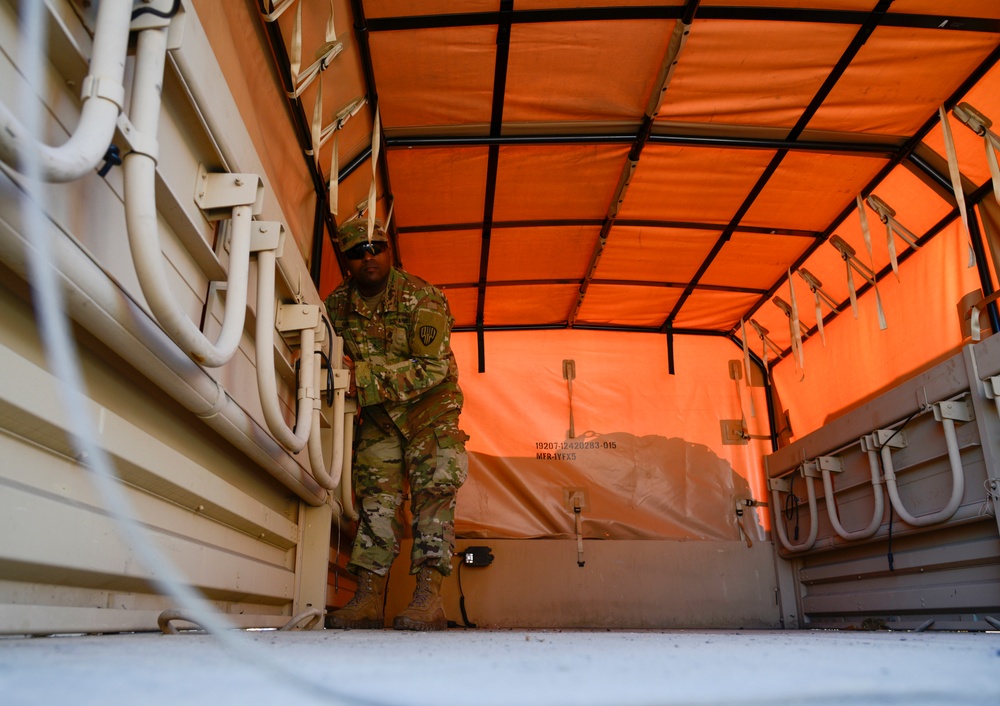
[771,219,983,437]
[451,330,770,538]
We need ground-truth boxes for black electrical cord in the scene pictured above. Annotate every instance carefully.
[457,560,477,629]
[887,503,895,572]
[322,315,334,359]
[445,555,477,629]
[318,351,334,406]
[784,473,801,542]
[292,333,333,407]
[875,410,920,572]
[322,316,336,405]
[97,144,121,177]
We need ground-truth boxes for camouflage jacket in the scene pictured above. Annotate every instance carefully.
[325,267,465,442]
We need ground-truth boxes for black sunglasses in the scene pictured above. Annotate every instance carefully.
[344,241,388,260]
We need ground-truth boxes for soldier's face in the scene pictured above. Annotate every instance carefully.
[346,241,391,295]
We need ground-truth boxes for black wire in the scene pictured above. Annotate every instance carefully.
[289,318,334,406]
[881,410,919,448]
[318,351,334,406]
[322,316,336,405]
[876,410,920,571]
[97,145,121,177]
[457,560,478,628]
[132,0,182,20]
[875,446,896,572]
[322,315,334,361]
[784,473,800,541]
[445,555,477,629]
[887,503,895,571]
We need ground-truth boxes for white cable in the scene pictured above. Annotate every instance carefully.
[10,11,378,706]
[12,0,270,683]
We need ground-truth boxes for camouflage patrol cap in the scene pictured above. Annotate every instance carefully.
[337,217,388,251]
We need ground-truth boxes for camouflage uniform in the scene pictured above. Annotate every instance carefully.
[326,266,468,577]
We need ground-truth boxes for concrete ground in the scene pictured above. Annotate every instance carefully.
[2,628,999,706]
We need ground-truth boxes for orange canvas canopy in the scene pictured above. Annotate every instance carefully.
[196,0,1000,536]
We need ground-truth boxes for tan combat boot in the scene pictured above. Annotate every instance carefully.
[392,567,447,631]
[325,568,388,629]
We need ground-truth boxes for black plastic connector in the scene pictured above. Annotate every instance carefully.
[462,546,494,567]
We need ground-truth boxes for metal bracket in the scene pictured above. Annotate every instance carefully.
[798,268,838,309]
[772,296,809,335]
[933,398,974,423]
[866,193,896,223]
[768,477,790,493]
[735,497,765,517]
[115,113,159,162]
[194,164,265,220]
[249,221,285,255]
[331,368,350,391]
[871,428,908,449]
[562,487,590,512]
[830,234,875,283]
[346,199,371,223]
[721,419,748,446]
[276,303,321,334]
[800,461,823,479]
[986,479,1000,503]
[953,102,992,136]
[815,455,844,474]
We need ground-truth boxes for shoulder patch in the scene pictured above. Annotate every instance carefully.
[411,308,448,357]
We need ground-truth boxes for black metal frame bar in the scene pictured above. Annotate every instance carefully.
[396,219,821,238]
[364,8,1000,33]
[473,0,514,373]
[660,0,895,332]
[443,278,765,295]
[737,40,1000,361]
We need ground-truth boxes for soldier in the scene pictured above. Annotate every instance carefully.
[324,217,469,631]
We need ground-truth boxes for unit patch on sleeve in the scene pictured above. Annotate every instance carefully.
[411,308,448,356]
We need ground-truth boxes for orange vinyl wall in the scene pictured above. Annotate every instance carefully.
[449,329,770,540]
[770,217,987,441]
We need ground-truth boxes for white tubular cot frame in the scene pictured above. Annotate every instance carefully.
[819,447,885,542]
[877,400,971,528]
[771,467,820,553]
[0,0,132,182]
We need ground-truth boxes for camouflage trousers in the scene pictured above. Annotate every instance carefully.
[348,409,468,577]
